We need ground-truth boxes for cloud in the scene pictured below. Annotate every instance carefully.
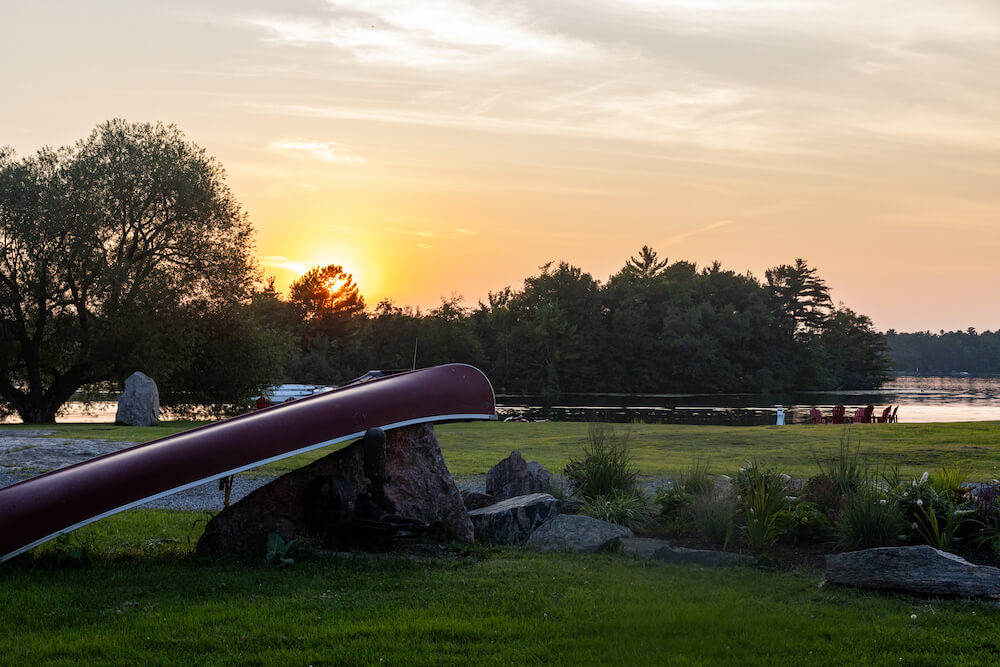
[247,0,598,70]
[269,139,365,164]
[662,220,734,247]
[416,243,432,249]
[260,256,311,274]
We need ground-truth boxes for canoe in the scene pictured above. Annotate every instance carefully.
[0,363,496,562]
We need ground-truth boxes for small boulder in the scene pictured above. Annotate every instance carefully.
[825,545,1000,597]
[115,371,160,426]
[526,514,631,553]
[485,451,552,500]
[468,493,560,544]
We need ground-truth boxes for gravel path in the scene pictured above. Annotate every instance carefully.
[0,431,276,511]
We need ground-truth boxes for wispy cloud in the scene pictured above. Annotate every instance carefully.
[269,139,365,164]
[248,0,597,70]
[260,256,311,275]
[662,220,734,247]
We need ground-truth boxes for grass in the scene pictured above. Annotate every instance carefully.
[3,510,1000,665]
[6,420,1000,482]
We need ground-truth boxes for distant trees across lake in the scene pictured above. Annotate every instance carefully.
[887,329,1000,375]
[264,249,893,395]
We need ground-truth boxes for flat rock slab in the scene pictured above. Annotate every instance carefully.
[826,545,1000,598]
[526,514,631,553]
[621,538,748,566]
[468,493,560,544]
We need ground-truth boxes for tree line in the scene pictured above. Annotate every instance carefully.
[267,252,893,397]
[0,121,892,423]
[886,329,1000,375]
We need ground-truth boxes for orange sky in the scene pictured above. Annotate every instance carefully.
[4,1,1000,332]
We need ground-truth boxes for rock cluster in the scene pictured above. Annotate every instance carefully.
[197,424,471,559]
[468,493,560,544]
[485,450,552,500]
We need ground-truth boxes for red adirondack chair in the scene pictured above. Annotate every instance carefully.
[850,407,865,424]
[809,408,823,424]
[875,406,892,423]
[825,404,846,424]
[889,405,899,423]
[863,404,875,423]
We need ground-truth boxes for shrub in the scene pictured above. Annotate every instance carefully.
[564,424,638,500]
[689,490,737,548]
[581,491,651,529]
[772,502,833,545]
[737,460,790,549]
[971,482,1000,552]
[654,485,692,520]
[802,474,841,519]
[837,484,906,550]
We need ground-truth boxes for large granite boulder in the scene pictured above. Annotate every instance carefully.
[526,514,632,553]
[115,371,160,426]
[485,451,552,500]
[825,545,1000,597]
[467,493,560,544]
[197,424,473,559]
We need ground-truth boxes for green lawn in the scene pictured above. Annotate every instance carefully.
[6,420,1000,481]
[2,510,998,666]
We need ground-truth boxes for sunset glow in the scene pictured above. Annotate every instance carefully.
[5,1,1000,331]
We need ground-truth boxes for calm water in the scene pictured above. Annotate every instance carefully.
[496,376,1000,425]
[14,376,1000,425]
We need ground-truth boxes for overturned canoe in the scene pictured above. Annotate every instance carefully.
[0,363,496,562]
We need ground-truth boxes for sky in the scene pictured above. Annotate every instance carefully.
[3,0,1000,333]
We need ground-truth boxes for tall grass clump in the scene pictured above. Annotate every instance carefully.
[680,459,714,496]
[564,424,638,500]
[814,427,865,495]
[689,489,737,548]
[838,483,906,549]
[581,491,652,529]
[737,460,789,549]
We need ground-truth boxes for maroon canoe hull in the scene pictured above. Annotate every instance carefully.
[0,364,495,562]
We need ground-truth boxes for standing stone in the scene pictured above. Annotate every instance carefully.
[197,423,473,559]
[115,371,160,426]
[486,451,552,500]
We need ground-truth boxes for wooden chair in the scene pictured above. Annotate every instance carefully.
[850,407,865,424]
[863,404,874,423]
[825,404,846,424]
[875,406,892,423]
[889,405,899,423]
[809,408,823,424]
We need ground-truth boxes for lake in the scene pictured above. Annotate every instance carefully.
[495,376,1000,425]
[16,376,1000,425]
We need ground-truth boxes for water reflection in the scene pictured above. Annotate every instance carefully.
[8,376,1000,425]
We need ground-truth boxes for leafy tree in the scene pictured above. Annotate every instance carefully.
[0,120,276,422]
[820,307,893,388]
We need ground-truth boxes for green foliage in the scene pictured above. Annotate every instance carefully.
[911,499,968,551]
[563,424,638,500]
[930,464,970,502]
[580,491,652,530]
[813,427,865,495]
[772,502,833,545]
[801,474,841,518]
[654,485,691,520]
[0,120,275,422]
[837,484,906,550]
[737,460,790,549]
[264,531,295,567]
[680,458,715,496]
[8,509,1000,665]
[688,490,737,548]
